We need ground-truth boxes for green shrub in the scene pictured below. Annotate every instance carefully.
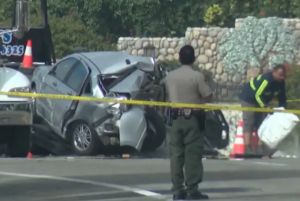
[285,64,300,110]
[281,64,300,134]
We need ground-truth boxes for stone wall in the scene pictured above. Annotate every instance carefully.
[117,27,237,84]
[117,18,300,84]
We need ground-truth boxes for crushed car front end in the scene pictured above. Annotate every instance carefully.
[93,95,147,151]
[64,92,147,153]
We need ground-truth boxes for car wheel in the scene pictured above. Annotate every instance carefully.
[31,87,43,124]
[69,121,102,156]
[6,126,31,158]
[142,108,167,151]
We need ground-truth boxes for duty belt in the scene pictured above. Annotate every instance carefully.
[171,108,193,120]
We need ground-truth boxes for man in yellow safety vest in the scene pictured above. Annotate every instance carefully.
[239,64,287,155]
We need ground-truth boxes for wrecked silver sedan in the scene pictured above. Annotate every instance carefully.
[31,51,167,155]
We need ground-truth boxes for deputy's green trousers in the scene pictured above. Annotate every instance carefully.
[170,116,204,195]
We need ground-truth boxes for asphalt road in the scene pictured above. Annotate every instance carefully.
[0,157,299,201]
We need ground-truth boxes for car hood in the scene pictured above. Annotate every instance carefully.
[0,67,31,101]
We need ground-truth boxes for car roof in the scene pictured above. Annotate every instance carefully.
[78,51,153,74]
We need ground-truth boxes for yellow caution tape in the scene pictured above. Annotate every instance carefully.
[1,91,300,114]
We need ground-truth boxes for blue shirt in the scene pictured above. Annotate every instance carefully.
[239,72,287,108]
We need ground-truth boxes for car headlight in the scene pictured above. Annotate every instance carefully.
[106,96,130,114]
[0,104,16,110]
[9,86,31,93]
[120,103,130,111]
[117,96,131,112]
[0,103,30,111]
[107,103,121,115]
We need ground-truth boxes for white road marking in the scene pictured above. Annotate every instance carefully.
[251,162,288,166]
[31,190,126,200]
[0,171,165,199]
[84,197,152,201]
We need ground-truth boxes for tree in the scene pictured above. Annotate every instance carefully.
[29,0,207,38]
[219,16,298,74]
[261,0,293,18]
[27,13,115,58]
[47,15,115,58]
[204,4,225,26]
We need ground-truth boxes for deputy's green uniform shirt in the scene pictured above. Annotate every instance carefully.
[164,65,212,104]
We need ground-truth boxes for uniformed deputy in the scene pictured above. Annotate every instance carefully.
[164,45,213,200]
[239,64,287,155]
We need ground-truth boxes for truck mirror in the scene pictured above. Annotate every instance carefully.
[15,0,30,32]
[13,0,30,39]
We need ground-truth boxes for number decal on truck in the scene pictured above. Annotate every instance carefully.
[12,45,18,55]
[18,45,24,56]
[1,45,24,56]
[0,29,25,56]
[0,30,12,44]
[6,45,12,56]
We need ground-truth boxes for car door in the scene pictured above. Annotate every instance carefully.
[37,58,78,126]
[204,110,230,150]
[51,60,90,134]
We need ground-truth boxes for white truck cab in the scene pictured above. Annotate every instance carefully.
[0,65,32,157]
[0,0,58,157]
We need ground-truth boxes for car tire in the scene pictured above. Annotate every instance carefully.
[31,87,43,124]
[6,126,31,158]
[142,108,167,151]
[68,121,102,156]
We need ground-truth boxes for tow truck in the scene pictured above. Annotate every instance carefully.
[0,0,56,157]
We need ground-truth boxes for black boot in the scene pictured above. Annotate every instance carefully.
[245,145,255,156]
[255,145,264,156]
[173,191,187,200]
[186,191,209,200]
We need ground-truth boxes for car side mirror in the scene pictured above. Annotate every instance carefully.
[48,66,56,75]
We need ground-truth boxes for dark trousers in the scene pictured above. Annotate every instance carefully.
[170,116,204,195]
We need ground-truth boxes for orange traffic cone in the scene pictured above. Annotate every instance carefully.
[27,152,33,158]
[22,40,33,68]
[230,120,245,159]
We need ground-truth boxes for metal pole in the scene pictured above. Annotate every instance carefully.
[12,0,17,27]
[41,0,56,64]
